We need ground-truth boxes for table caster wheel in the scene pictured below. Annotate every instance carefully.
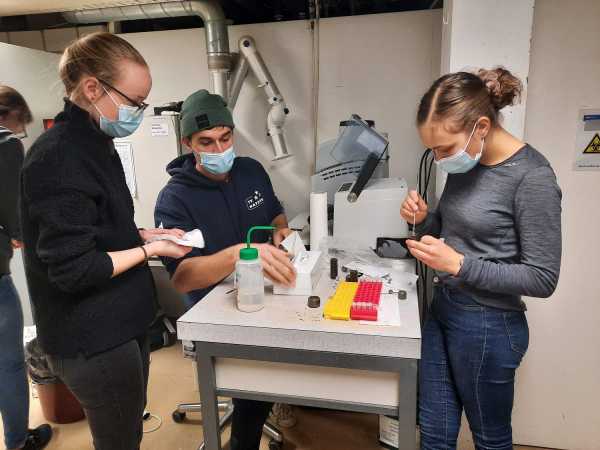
[172,410,186,423]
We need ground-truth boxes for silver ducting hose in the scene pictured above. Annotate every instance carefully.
[63,1,231,99]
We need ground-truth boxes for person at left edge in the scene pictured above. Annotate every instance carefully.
[0,85,53,450]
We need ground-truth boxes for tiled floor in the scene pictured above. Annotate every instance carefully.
[1,344,553,450]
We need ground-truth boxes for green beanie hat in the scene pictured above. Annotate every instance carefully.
[180,89,234,139]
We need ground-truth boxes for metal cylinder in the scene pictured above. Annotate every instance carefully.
[210,71,229,100]
[270,133,291,161]
[228,54,250,108]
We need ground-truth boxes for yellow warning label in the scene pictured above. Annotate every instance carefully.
[583,133,600,154]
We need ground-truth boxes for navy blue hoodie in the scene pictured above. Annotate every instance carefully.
[154,153,283,304]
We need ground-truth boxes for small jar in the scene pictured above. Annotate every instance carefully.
[304,296,322,322]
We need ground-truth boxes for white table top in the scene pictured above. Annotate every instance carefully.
[177,261,421,359]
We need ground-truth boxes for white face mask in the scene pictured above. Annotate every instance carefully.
[434,121,484,174]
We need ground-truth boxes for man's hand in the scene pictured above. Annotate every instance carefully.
[11,239,23,249]
[406,235,464,275]
[139,228,185,242]
[254,243,296,287]
[272,227,293,248]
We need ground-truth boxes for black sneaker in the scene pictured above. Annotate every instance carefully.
[22,424,53,450]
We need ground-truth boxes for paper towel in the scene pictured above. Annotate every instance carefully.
[310,192,328,251]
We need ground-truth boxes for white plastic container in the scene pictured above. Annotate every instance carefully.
[235,256,265,313]
[235,226,274,313]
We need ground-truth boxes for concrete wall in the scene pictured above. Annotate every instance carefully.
[514,1,600,448]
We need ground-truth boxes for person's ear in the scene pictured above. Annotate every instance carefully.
[182,137,192,150]
[80,76,103,104]
[477,116,492,139]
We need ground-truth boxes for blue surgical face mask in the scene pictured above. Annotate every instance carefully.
[93,87,144,138]
[196,146,236,175]
[435,121,484,174]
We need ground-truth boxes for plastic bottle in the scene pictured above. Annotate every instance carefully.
[236,226,275,313]
[304,296,322,322]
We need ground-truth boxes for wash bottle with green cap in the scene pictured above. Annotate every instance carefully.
[236,226,275,312]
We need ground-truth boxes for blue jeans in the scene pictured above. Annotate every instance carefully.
[0,274,29,449]
[419,286,529,450]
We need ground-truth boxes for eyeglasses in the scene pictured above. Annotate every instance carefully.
[98,79,149,113]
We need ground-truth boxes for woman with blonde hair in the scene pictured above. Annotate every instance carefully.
[20,32,191,450]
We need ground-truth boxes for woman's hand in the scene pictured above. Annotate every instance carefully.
[139,228,185,242]
[272,227,293,248]
[401,190,428,226]
[145,240,192,259]
[254,243,297,287]
[406,235,464,275]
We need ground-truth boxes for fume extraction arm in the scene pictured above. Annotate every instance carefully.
[63,0,292,161]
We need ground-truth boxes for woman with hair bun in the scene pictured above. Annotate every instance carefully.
[401,67,562,449]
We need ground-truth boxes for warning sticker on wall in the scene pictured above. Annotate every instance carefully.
[574,109,600,171]
[583,134,600,154]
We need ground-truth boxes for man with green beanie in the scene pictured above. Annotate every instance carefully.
[154,89,297,449]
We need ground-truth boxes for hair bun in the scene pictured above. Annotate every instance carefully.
[477,67,523,111]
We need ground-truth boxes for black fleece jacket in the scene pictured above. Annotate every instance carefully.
[0,127,24,275]
[20,100,157,357]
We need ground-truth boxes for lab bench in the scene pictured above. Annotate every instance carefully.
[177,262,421,449]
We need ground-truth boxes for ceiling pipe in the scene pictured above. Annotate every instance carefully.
[63,1,231,99]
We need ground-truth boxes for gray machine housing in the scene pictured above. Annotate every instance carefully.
[333,177,409,249]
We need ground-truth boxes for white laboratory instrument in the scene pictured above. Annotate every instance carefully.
[311,117,390,205]
[333,177,409,249]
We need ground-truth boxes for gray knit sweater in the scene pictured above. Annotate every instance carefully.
[417,144,562,311]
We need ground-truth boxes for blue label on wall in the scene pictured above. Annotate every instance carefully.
[583,114,600,121]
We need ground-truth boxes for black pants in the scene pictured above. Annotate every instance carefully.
[48,336,150,450]
[230,399,273,450]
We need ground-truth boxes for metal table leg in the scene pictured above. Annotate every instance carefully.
[196,349,221,450]
[397,359,418,450]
